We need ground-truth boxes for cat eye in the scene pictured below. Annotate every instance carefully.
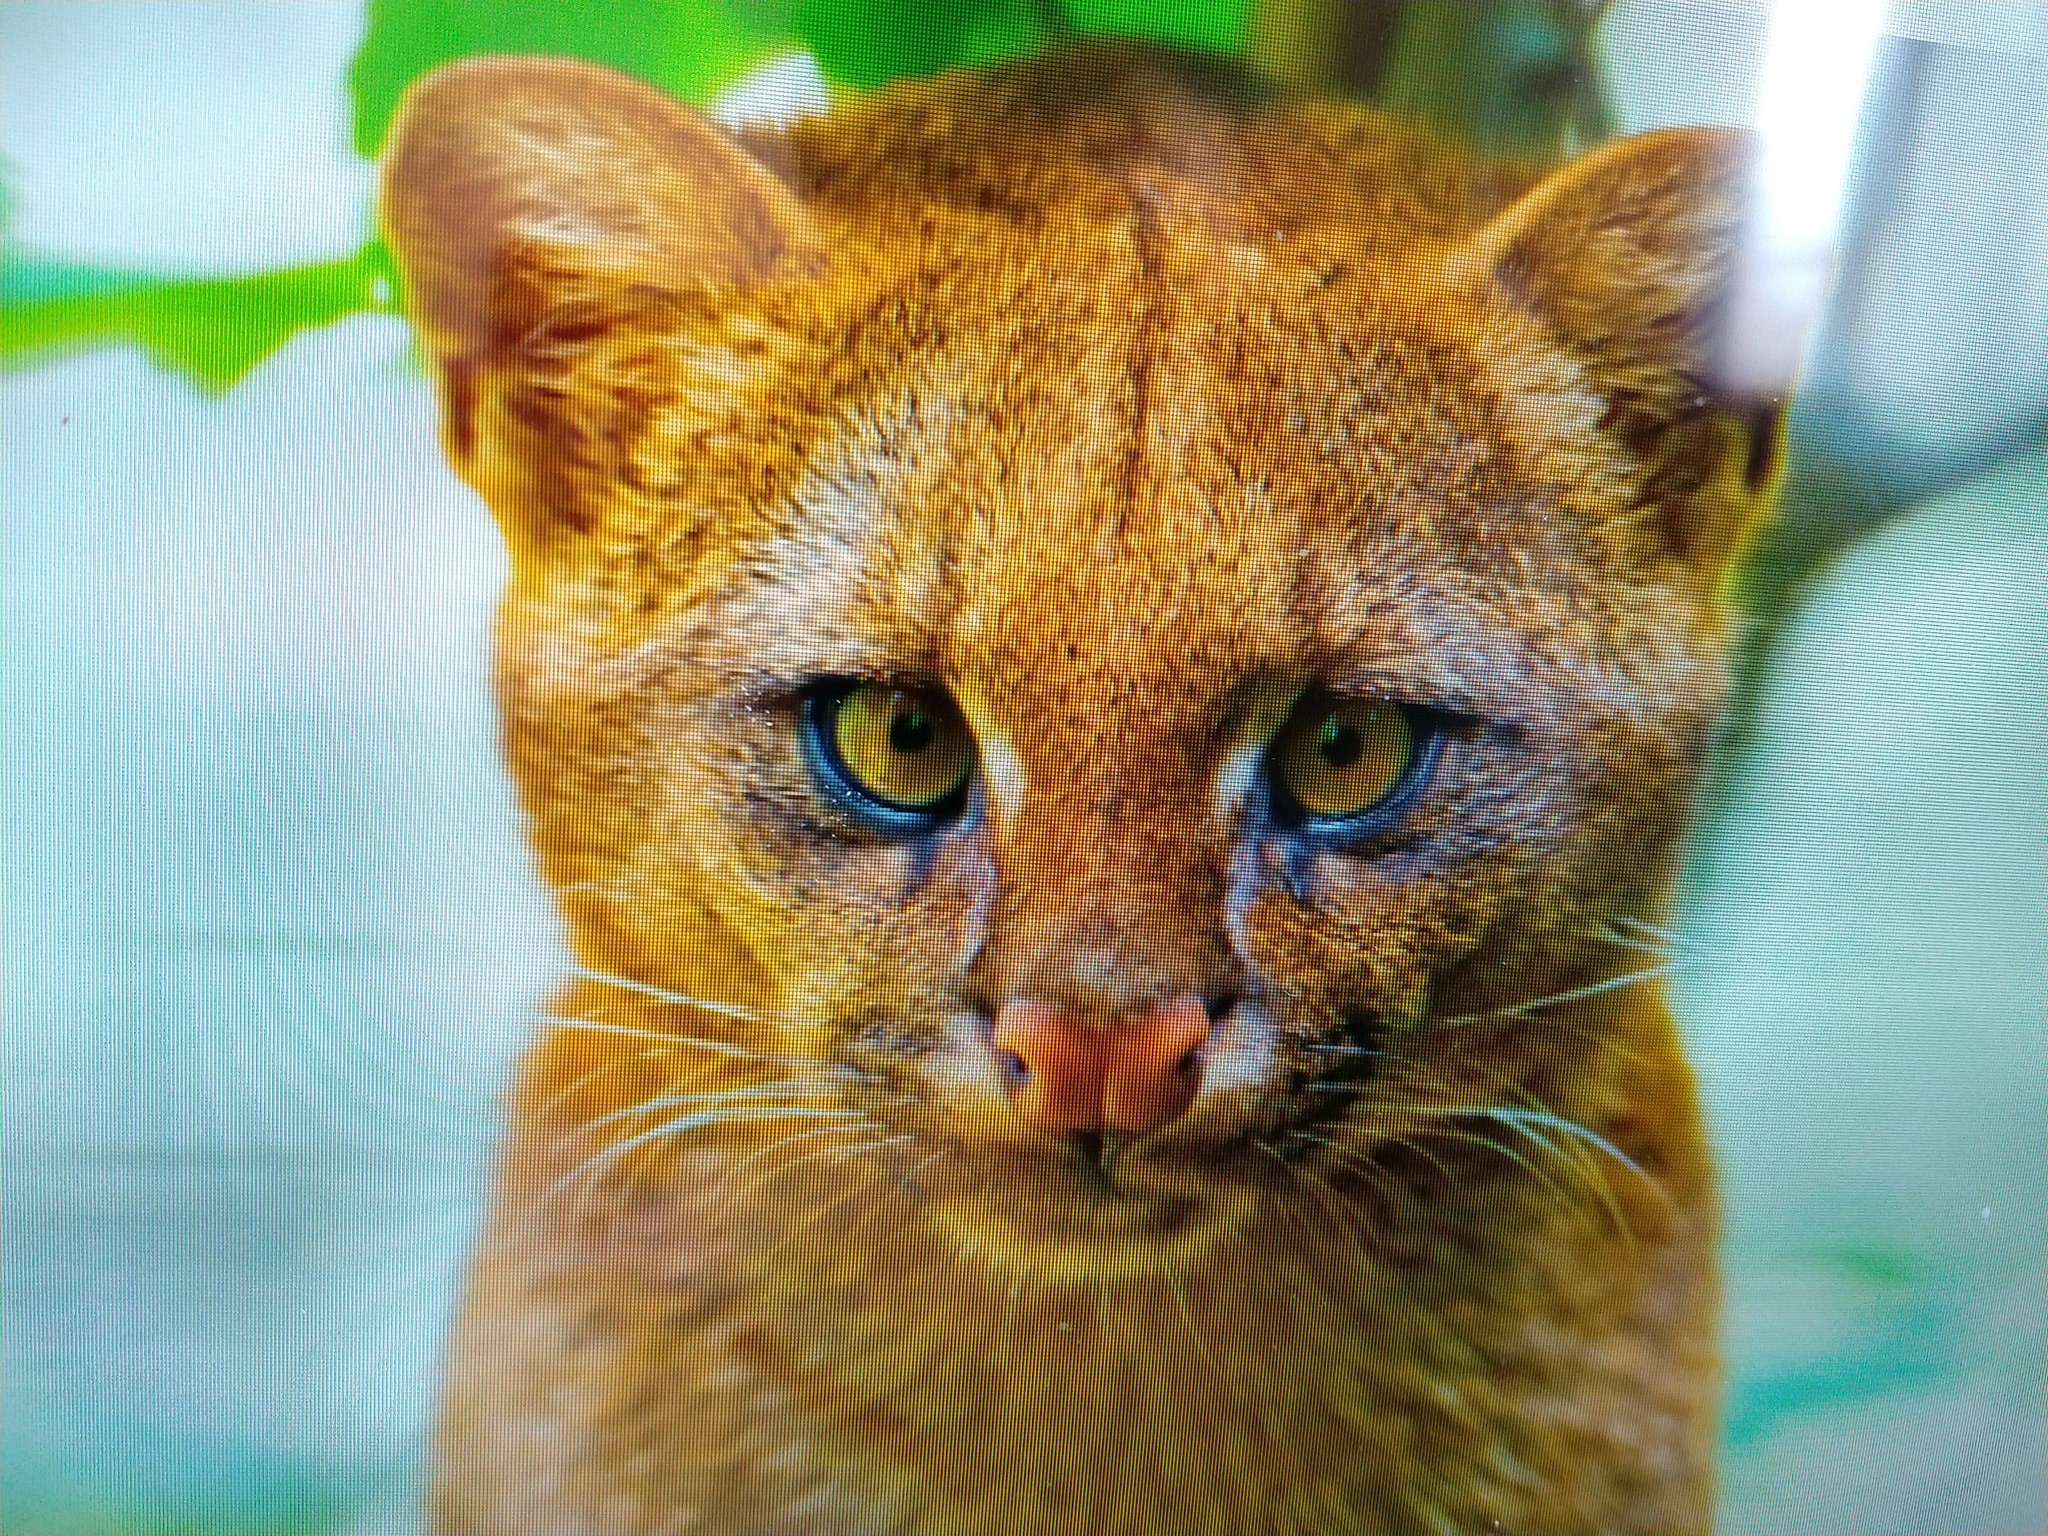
[1268,696,1435,829]
[804,681,975,825]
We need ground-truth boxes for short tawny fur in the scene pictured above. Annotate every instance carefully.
[382,46,1780,1535]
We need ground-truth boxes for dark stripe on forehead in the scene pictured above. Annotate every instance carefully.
[1119,187,1168,537]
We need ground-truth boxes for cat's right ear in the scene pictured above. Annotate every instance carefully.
[379,56,814,559]
[1450,127,1790,586]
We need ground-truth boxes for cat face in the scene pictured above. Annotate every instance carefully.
[384,52,1775,1272]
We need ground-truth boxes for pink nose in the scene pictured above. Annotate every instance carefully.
[991,995,1212,1135]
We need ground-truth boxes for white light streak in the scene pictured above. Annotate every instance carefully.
[1719,0,1888,398]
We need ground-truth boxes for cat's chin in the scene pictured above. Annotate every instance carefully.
[924,1161,1261,1283]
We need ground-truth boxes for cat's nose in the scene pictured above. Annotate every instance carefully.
[991,994,1211,1135]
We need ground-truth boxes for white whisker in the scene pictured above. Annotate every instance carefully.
[1482,1105,1656,1188]
[571,967,803,1030]
[539,1106,872,1217]
[570,1083,855,1139]
[1437,964,1672,1030]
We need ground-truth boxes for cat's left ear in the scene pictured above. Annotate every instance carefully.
[379,56,816,558]
[1454,127,1790,583]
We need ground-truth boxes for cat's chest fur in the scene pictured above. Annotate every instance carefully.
[383,43,1772,1536]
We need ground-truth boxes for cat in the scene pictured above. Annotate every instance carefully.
[381,43,1782,1536]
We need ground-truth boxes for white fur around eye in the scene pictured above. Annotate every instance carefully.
[1210,684,1299,828]
[973,726,1029,823]
[1211,738,1267,826]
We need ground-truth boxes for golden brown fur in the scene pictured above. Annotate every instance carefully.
[382,45,1780,1535]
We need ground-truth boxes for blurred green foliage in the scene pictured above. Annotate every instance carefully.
[1369,2,1609,151]
[348,0,1255,155]
[1,244,398,392]
[348,0,788,154]
[0,0,1597,390]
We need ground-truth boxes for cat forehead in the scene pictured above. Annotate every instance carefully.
[660,230,1554,542]
[654,278,1610,731]
[561,143,1643,714]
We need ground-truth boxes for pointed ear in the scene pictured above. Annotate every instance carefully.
[379,56,814,555]
[1454,128,1787,582]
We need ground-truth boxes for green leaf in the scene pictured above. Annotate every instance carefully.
[350,0,792,155]
[1374,1,1610,155]
[1062,0,1252,53]
[780,0,1049,87]
[1245,1,1611,159]
[788,0,1252,86]
[348,0,1252,144]
[0,242,400,391]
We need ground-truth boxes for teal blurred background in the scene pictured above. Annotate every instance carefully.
[4,3,2043,1531]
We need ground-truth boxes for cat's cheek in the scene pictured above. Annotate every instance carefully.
[1233,834,1518,1023]
[861,824,999,982]
[1225,870,1427,1023]
[932,827,999,974]
[787,826,995,1025]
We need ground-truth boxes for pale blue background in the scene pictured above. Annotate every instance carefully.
[4,4,2043,1531]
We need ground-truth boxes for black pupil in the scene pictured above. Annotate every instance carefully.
[889,706,936,756]
[1318,717,1363,769]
